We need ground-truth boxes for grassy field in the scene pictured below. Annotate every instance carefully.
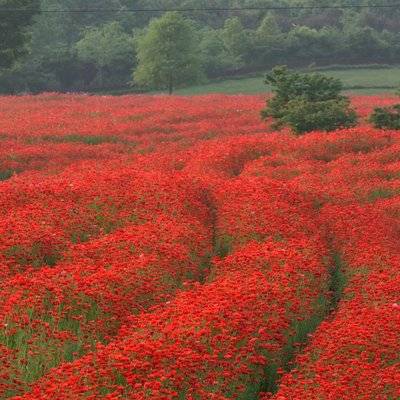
[98,67,400,96]
[173,67,400,95]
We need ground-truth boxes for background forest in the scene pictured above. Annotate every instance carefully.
[2,0,400,94]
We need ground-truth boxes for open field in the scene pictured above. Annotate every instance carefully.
[0,94,399,399]
[173,67,400,95]
[95,67,400,96]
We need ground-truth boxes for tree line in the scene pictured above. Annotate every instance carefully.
[2,0,400,94]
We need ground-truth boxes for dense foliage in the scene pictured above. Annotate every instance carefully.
[262,67,357,133]
[0,94,399,398]
[75,21,135,88]
[369,104,400,130]
[2,0,400,93]
[0,0,40,67]
[134,12,203,94]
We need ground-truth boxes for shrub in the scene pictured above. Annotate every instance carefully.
[261,66,358,134]
[282,98,358,134]
[369,104,400,129]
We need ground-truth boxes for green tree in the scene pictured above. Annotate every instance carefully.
[256,13,282,44]
[134,12,203,94]
[345,27,389,63]
[255,13,284,66]
[2,0,400,94]
[26,0,77,91]
[199,28,236,77]
[76,22,135,88]
[0,0,40,67]
[221,17,251,69]
[262,66,357,134]
[341,10,389,63]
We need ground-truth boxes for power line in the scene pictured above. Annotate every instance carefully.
[1,4,400,13]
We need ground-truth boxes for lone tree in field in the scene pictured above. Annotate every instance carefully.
[0,0,40,67]
[134,12,203,94]
[261,66,358,134]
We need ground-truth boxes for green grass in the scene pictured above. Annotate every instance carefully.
[326,68,400,90]
[343,88,396,95]
[173,67,400,96]
[176,77,268,95]
[96,67,400,96]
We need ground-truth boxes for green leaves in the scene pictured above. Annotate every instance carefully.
[75,21,135,87]
[369,104,400,130]
[262,66,358,134]
[221,17,251,69]
[76,22,134,69]
[133,12,203,94]
[0,0,40,67]
[281,98,358,135]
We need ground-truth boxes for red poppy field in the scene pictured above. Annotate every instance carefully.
[0,93,399,399]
